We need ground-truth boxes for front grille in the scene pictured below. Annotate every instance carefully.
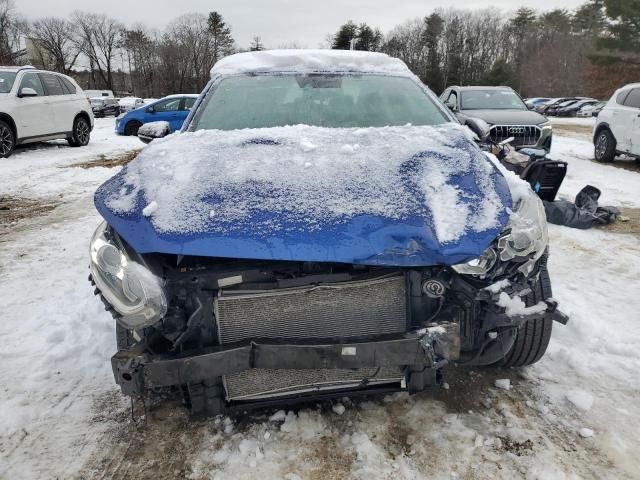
[489,125,541,147]
[214,275,408,400]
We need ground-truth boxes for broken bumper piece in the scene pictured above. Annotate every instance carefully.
[111,324,460,397]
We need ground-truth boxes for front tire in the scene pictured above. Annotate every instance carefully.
[500,267,554,367]
[68,116,91,147]
[594,129,616,163]
[0,120,15,158]
[124,121,141,136]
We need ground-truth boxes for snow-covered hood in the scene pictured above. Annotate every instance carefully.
[94,124,512,266]
[459,109,547,126]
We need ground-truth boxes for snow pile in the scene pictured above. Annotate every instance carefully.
[211,49,412,77]
[497,292,547,317]
[494,379,511,390]
[138,121,170,138]
[566,389,594,411]
[105,124,507,244]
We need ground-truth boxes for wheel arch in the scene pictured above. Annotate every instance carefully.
[74,110,92,131]
[593,122,613,144]
[0,112,17,139]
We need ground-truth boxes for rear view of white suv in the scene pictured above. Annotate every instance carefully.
[0,66,94,158]
[594,83,640,162]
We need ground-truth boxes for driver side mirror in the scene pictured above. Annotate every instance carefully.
[445,100,457,111]
[465,117,491,141]
[138,121,170,144]
[18,87,38,98]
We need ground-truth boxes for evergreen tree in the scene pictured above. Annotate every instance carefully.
[596,0,640,61]
[354,23,382,51]
[207,11,235,64]
[422,13,444,92]
[332,21,358,50]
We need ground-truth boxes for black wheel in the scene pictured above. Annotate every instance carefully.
[124,121,141,136]
[500,267,554,367]
[68,116,90,147]
[594,129,616,163]
[0,120,15,158]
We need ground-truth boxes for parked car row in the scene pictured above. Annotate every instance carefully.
[525,96,605,117]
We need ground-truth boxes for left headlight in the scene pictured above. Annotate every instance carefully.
[90,222,167,329]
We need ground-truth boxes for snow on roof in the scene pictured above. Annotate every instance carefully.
[105,124,506,244]
[163,93,199,98]
[211,49,412,77]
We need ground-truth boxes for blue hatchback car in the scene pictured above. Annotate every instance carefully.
[115,94,199,136]
[91,50,565,417]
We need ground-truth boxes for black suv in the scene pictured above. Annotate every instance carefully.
[441,86,553,151]
[90,97,120,118]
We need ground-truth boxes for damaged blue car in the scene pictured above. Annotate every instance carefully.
[90,50,566,415]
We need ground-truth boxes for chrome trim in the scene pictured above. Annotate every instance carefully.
[489,124,542,147]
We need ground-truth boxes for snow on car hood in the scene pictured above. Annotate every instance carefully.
[95,124,512,266]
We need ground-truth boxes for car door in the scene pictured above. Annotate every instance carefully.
[621,88,640,155]
[176,97,196,130]
[38,73,73,134]
[150,97,183,131]
[14,72,53,139]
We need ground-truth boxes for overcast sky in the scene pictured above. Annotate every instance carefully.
[18,0,587,48]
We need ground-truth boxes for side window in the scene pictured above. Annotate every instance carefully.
[154,98,181,112]
[447,91,458,108]
[622,88,640,109]
[183,97,196,110]
[59,77,77,94]
[39,73,64,95]
[616,90,630,105]
[19,73,45,96]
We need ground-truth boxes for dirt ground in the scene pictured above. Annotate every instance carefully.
[75,365,624,480]
[66,149,140,169]
[0,196,61,237]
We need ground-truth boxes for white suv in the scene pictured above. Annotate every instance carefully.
[594,83,640,162]
[0,66,94,158]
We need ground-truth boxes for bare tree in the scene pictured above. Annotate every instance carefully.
[72,11,123,90]
[0,0,27,64]
[28,17,80,74]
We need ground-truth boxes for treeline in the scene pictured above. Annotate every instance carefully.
[1,0,638,98]
[330,0,638,97]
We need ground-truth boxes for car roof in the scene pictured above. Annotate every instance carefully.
[163,94,199,99]
[211,49,411,77]
[0,65,36,72]
[453,86,514,91]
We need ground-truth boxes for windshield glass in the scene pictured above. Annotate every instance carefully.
[91,99,104,106]
[0,72,17,94]
[192,74,449,130]
[461,90,527,110]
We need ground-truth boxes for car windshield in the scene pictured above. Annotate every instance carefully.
[192,74,449,130]
[0,71,17,94]
[91,99,104,106]
[461,90,527,110]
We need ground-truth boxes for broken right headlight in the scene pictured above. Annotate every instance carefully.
[453,189,548,277]
[497,190,548,267]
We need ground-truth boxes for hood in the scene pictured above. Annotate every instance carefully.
[459,109,547,126]
[95,124,512,267]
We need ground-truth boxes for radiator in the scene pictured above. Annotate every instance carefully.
[213,275,408,400]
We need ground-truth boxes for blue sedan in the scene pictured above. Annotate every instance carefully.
[115,94,199,136]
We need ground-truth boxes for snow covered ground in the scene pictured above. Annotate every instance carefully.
[1,118,639,479]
